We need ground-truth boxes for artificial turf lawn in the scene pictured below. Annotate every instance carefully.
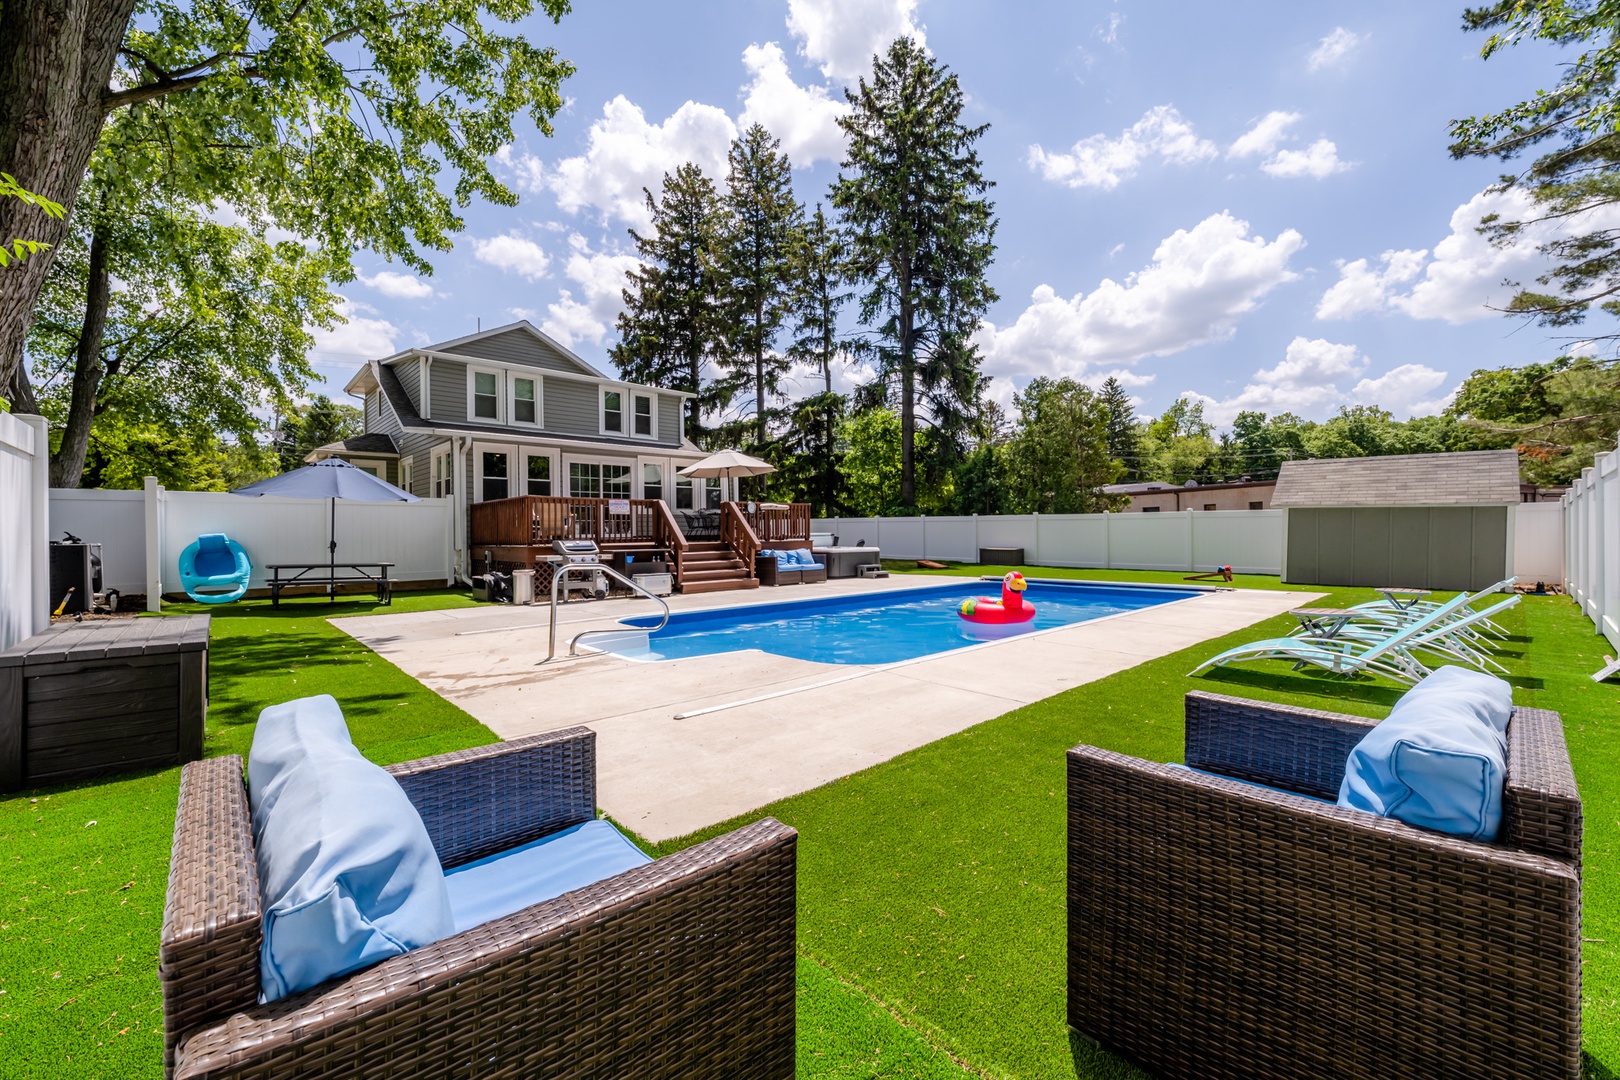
[2,573,1616,1078]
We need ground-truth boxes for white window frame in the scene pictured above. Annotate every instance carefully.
[400,456,414,496]
[432,446,455,499]
[467,366,504,425]
[347,456,387,478]
[519,445,557,497]
[637,456,668,502]
[599,387,625,436]
[631,392,657,439]
[473,443,514,502]
[563,453,636,500]
[509,374,542,427]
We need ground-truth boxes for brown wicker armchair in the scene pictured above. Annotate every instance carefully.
[161,727,796,1079]
[1067,690,1582,1080]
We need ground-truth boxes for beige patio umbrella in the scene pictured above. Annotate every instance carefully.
[678,449,776,501]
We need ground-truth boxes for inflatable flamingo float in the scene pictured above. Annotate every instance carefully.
[958,571,1036,625]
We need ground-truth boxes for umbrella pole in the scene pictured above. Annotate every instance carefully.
[329,496,337,604]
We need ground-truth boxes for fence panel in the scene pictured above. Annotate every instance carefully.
[1192,509,1286,575]
[1035,515,1108,567]
[1513,502,1565,585]
[0,413,47,650]
[923,517,976,562]
[1564,437,1620,654]
[1105,513,1192,571]
[975,515,1037,555]
[48,489,145,592]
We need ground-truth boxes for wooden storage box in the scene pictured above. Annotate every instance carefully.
[0,616,208,792]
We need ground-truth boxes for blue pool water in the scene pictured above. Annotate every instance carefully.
[608,580,1203,665]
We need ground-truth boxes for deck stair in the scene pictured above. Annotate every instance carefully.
[677,541,759,594]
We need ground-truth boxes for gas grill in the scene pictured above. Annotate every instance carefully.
[552,539,607,600]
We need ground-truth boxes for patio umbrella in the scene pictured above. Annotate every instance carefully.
[232,459,418,594]
[677,449,776,502]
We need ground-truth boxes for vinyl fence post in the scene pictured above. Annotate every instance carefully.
[145,476,164,612]
[21,414,49,636]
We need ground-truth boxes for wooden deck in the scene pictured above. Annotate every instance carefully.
[469,496,812,594]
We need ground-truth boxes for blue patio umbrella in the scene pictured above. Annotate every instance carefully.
[232,459,419,594]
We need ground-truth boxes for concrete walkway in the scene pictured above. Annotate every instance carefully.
[335,577,1319,841]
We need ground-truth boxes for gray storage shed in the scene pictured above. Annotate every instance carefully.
[1274,450,1519,590]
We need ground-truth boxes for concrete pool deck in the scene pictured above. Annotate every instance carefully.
[335,576,1322,841]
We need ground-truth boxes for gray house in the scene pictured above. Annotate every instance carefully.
[1275,449,1520,590]
[315,322,721,575]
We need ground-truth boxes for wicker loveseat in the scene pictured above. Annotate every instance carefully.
[1067,690,1582,1080]
[161,726,797,1079]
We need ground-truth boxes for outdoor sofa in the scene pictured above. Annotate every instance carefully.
[161,725,797,1079]
[1067,689,1582,1080]
[756,547,828,586]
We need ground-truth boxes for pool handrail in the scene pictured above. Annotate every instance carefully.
[540,562,670,665]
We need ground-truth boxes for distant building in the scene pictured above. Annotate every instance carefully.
[1101,479,1277,512]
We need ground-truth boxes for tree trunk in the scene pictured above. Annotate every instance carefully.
[898,297,915,510]
[0,0,137,395]
[754,350,765,450]
[50,220,109,487]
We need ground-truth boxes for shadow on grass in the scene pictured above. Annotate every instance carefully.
[1586,1051,1618,1080]
[1068,1028,1150,1079]
[1504,675,1547,690]
[1192,667,1406,709]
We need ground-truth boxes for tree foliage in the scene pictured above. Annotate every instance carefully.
[1449,1,1620,339]
[1003,377,1123,513]
[1448,356,1620,483]
[271,396,364,474]
[832,36,998,509]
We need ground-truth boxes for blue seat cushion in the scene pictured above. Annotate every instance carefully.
[248,695,453,1002]
[193,534,239,578]
[1337,666,1513,840]
[443,819,653,934]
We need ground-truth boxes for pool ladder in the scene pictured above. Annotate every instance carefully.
[538,562,670,665]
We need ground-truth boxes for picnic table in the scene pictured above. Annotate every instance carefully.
[265,562,396,607]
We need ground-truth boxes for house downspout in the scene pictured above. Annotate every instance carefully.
[453,434,473,586]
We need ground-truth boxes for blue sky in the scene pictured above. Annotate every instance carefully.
[312,0,1600,427]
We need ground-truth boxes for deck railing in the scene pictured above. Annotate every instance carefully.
[737,502,812,545]
[470,495,688,559]
[721,501,761,579]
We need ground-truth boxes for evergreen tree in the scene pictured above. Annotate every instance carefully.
[717,125,804,451]
[611,164,726,442]
[789,204,849,396]
[1097,376,1142,480]
[770,391,847,516]
[832,36,998,510]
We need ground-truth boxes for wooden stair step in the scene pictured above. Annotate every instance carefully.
[682,568,753,582]
[679,577,760,594]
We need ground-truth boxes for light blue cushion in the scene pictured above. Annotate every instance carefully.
[1337,666,1514,840]
[248,695,453,1002]
[443,819,652,934]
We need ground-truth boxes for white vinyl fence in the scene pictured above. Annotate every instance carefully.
[812,510,1286,575]
[1564,436,1620,653]
[1513,502,1565,586]
[0,412,49,650]
[49,482,454,611]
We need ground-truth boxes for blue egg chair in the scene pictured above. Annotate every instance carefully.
[178,533,252,604]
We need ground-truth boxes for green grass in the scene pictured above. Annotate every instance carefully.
[3,573,1616,1078]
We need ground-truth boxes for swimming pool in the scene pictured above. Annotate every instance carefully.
[603,580,1205,665]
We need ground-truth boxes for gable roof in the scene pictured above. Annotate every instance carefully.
[304,434,400,462]
[410,320,603,377]
[1270,449,1521,508]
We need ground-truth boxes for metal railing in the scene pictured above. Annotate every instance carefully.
[541,562,670,665]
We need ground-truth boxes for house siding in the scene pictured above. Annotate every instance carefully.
[544,379,600,439]
[395,358,421,413]
[442,328,594,374]
[430,358,468,423]
[397,432,443,498]
[370,388,404,438]
[658,394,682,444]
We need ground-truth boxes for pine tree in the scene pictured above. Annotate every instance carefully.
[716,125,804,451]
[832,36,998,510]
[787,203,850,513]
[611,164,725,442]
[1098,376,1141,480]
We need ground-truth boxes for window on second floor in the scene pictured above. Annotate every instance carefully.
[633,393,653,437]
[472,370,500,420]
[602,389,623,434]
[512,377,538,425]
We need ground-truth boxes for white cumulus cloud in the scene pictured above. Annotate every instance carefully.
[1228,111,1301,159]
[308,299,398,363]
[785,0,925,84]
[1180,336,1450,424]
[1316,249,1428,320]
[356,270,434,300]
[1308,27,1362,72]
[1261,138,1350,179]
[738,42,849,164]
[472,234,550,281]
[973,211,1305,378]
[537,234,644,348]
[1029,105,1218,190]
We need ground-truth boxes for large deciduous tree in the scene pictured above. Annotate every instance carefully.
[832,36,998,510]
[1450,1,1620,341]
[717,124,803,451]
[612,164,726,442]
[0,0,574,403]
[1003,377,1123,514]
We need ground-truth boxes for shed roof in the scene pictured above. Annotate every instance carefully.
[1270,449,1521,508]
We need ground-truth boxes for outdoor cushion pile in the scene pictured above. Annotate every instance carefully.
[760,548,824,570]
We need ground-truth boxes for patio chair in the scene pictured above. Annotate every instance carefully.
[1189,591,1474,685]
[1068,690,1582,1080]
[1331,595,1521,675]
[1333,577,1518,641]
[160,726,796,1079]
[177,533,251,604]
